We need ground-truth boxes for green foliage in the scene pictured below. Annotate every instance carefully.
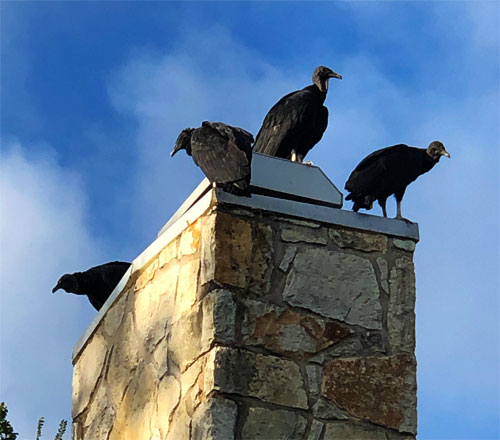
[0,402,18,440]
[35,417,44,440]
[53,420,67,440]
[35,417,67,440]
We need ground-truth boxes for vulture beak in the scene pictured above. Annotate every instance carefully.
[170,144,182,157]
[329,71,342,80]
[52,283,61,293]
[442,149,451,158]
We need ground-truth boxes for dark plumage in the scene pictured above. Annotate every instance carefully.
[345,141,450,221]
[52,261,131,311]
[253,66,342,163]
[171,121,254,196]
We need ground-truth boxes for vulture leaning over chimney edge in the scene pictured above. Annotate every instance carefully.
[52,261,131,311]
[252,65,342,163]
[171,121,254,196]
[345,141,450,222]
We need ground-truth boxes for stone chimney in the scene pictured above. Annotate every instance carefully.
[72,154,418,440]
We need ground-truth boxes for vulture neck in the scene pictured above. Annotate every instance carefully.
[311,83,328,103]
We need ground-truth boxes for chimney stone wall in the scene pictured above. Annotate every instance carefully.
[72,197,417,440]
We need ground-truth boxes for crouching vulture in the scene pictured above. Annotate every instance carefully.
[345,141,450,221]
[171,121,254,196]
[52,261,131,311]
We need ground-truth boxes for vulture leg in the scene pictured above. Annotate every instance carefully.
[378,198,388,218]
[291,150,298,162]
[395,199,413,223]
[297,154,304,163]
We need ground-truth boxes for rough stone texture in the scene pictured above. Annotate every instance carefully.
[307,420,325,440]
[281,226,328,245]
[279,245,297,272]
[329,228,387,253]
[242,407,308,439]
[207,347,308,409]
[72,331,107,417]
[73,206,417,439]
[323,422,389,439]
[377,256,390,292]
[242,299,350,358]
[393,238,416,252]
[284,248,382,329]
[191,398,237,440]
[388,257,416,353]
[322,354,417,434]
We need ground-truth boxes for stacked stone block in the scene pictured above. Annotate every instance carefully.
[72,204,417,439]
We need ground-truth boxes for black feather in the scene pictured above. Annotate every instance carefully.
[52,261,131,311]
[253,66,341,162]
[345,142,449,218]
[172,121,254,196]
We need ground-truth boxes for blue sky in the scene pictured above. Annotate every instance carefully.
[1,1,498,438]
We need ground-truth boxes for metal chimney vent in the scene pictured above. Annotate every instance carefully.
[158,153,343,236]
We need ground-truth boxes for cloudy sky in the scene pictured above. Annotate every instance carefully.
[1,1,498,438]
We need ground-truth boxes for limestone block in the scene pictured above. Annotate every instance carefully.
[376,257,389,292]
[152,337,169,378]
[72,332,108,417]
[170,302,204,372]
[307,420,325,440]
[202,289,236,346]
[103,288,129,338]
[323,422,388,439]
[201,212,272,293]
[248,222,273,294]
[388,256,416,352]
[242,407,307,440]
[174,258,199,319]
[181,354,208,415]
[106,312,140,407]
[109,363,157,440]
[135,259,158,291]
[201,212,252,288]
[82,385,115,440]
[159,239,178,268]
[242,299,350,358]
[284,248,382,329]
[281,226,327,245]
[329,228,387,253]
[167,400,192,440]
[306,364,322,400]
[279,245,297,272]
[312,397,349,420]
[191,398,238,440]
[178,219,202,257]
[206,347,308,409]
[393,238,416,252]
[322,354,417,434]
[151,375,180,438]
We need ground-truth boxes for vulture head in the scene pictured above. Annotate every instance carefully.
[426,141,450,161]
[313,66,342,93]
[171,128,194,157]
[52,274,78,294]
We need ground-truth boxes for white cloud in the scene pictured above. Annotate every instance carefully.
[0,140,101,438]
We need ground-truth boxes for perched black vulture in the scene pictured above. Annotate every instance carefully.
[252,65,342,163]
[52,261,131,311]
[171,121,254,196]
[345,141,450,221]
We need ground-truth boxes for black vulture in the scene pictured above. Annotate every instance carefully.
[171,121,254,196]
[345,141,450,221]
[52,261,131,311]
[252,65,342,163]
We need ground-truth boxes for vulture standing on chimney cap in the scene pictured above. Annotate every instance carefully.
[171,121,254,196]
[52,261,131,311]
[345,141,450,221]
[252,65,342,163]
